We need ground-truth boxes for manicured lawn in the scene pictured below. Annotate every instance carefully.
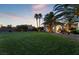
[0,32,79,55]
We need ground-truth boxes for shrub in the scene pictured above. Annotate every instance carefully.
[72,29,79,34]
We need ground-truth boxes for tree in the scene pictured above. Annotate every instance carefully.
[7,25,12,28]
[34,13,42,31]
[38,13,42,27]
[44,12,55,32]
[53,4,75,32]
[34,14,39,28]
[16,25,28,32]
[73,5,79,20]
[73,5,79,15]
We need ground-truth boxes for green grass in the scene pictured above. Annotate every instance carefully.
[0,32,79,55]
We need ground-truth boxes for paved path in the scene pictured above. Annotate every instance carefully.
[50,33,79,41]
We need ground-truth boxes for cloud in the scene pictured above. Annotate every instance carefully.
[0,12,25,20]
[32,4,48,13]
[0,12,37,26]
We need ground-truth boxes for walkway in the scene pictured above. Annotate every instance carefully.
[51,33,79,41]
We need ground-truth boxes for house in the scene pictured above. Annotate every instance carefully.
[44,24,51,32]
[44,22,64,33]
[72,15,79,30]
[72,21,79,30]
[27,25,34,31]
[44,14,79,33]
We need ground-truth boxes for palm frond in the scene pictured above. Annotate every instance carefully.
[53,4,64,11]
[55,12,65,19]
[54,9,64,15]
[34,14,39,19]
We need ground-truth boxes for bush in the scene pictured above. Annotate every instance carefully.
[72,30,79,34]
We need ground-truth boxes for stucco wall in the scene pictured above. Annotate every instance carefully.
[77,23,79,30]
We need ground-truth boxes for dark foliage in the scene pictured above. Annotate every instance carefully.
[16,25,28,32]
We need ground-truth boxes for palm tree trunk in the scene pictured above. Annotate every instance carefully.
[39,19,40,27]
[38,18,41,31]
[68,23,72,32]
[54,25,56,32]
[36,19,39,31]
[48,24,52,32]
[36,19,38,28]
[65,23,71,33]
[52,22,54,32]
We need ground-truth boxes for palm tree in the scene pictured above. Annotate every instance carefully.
[73,5,79,14]
[44,12,55,32]
[34,14,39,28]
[38,13,42,27]
[53,4,75,32]
[73,5,79,19]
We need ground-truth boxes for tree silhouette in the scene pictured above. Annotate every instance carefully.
[44,12,55,32]
[34,14,39,28]
[38,13,42,27]
[53,4,75,32]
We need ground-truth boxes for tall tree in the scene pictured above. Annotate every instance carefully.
[73,5,79,21]
[44,12,55,32]
[38,13,42,27]
[34,14,39,28]
[53,4,75,32]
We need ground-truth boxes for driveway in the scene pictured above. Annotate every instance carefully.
[51,33,79,41]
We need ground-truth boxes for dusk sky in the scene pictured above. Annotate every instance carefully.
[0,4,54,27]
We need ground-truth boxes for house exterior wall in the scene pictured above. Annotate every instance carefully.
[44,25,48,32]
[73,15,79,30]
[44,27,49,32]
[77,22,79,30]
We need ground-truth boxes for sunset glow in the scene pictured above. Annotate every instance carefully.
[0,4,53,27]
